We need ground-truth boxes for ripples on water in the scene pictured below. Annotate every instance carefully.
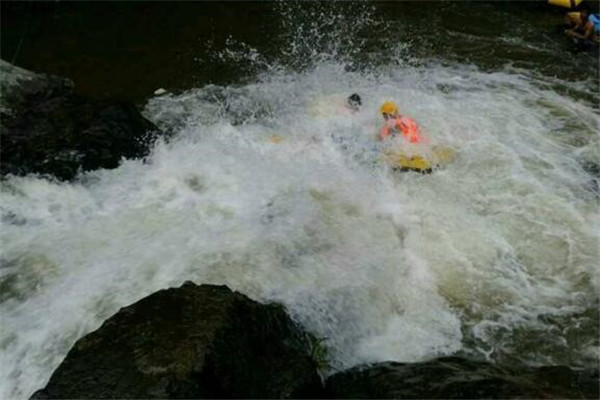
[1,1,599,398]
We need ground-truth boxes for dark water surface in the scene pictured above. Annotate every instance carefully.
[2,1,598,103]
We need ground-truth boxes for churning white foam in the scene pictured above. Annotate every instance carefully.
[1,60,598,398]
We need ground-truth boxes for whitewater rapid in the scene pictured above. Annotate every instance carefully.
[1,59,599,398]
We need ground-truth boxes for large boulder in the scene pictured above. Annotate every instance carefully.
[31,282,323,399]
[0,60,160,181]
[325,356,599,399]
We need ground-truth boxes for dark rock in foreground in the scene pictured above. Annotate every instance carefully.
[32,282,323,399]
[325,356,599,399]
[1,60,160,181]
[29,279,598,399]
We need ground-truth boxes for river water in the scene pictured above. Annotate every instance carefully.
[1,1,599,398]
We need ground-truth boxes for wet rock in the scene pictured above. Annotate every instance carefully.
[32,282,323,399]
[325,356,599,399]
[0,60,73,116]
[0,60,160,181]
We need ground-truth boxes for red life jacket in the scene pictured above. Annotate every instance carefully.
[379,116,424,143]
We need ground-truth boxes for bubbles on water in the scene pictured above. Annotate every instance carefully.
[275,0,378,69]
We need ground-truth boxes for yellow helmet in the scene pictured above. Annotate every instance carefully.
[380,101,399,115]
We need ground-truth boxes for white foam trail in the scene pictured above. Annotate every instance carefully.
[1,61,598,399]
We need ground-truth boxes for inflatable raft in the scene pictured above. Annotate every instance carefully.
[548,0,582,9]
[384,145,456,173]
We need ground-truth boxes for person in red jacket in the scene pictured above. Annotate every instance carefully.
[377,101,426,143]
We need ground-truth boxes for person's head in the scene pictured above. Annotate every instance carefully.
[380,101,399,120]
[347,93,362,112]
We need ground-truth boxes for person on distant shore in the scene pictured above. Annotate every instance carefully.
[377,101,426,143]
[565,6,600,45]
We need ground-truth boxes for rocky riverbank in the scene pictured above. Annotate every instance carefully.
[1,60,161,181]
[31,282,599,399]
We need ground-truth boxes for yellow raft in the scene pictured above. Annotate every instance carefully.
[548,0,582,9]
[384,145,456,173]
[268,134,284,143]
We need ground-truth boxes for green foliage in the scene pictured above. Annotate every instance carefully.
[307,335,330,372]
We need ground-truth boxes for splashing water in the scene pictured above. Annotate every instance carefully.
[1,3,599,399]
